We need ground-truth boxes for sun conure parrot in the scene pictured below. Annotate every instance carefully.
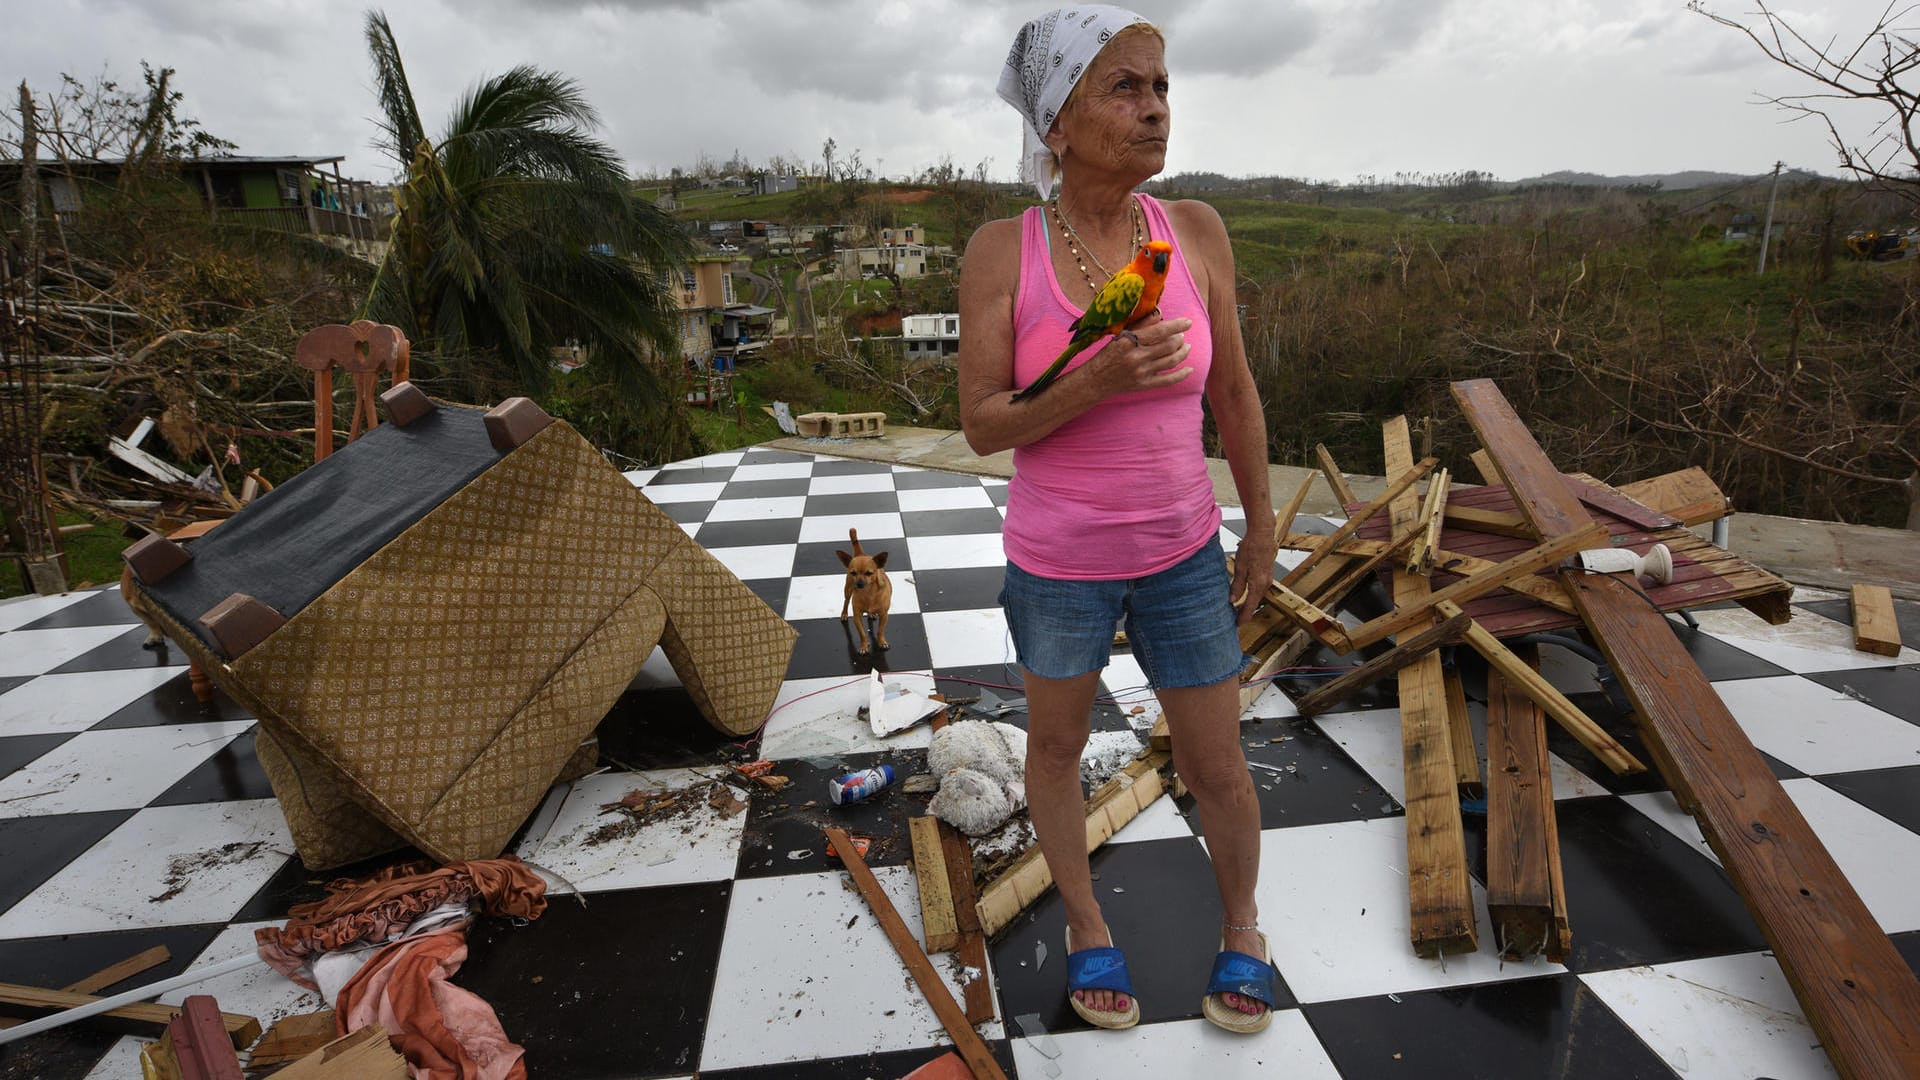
[1011,239,1174,403]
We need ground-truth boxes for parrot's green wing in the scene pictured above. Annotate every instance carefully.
[1079,269,1147,336]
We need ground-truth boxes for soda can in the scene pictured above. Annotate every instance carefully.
[828,765,896,806]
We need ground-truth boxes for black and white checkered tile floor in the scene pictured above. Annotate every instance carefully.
[3,443,1918,1079]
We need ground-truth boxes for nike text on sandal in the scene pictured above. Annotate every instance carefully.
[1064,928,1141,1030]
[1202,931,1277,1034]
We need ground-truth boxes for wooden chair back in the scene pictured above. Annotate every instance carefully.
[295,321,411,461]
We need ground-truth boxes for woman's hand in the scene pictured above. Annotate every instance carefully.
[1084,315,1194,397]
[1229,532,1276,625]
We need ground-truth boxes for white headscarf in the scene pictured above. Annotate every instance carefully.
[996,5,1151,201]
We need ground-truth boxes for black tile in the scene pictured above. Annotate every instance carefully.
[893,469,987,490]
[794,539,912,576]
[458,881,732,1080]
[0,811,133,912]
[90,670,251,730]
[1662,621,1790,681]
[1553,796,1768,972]
[902,508,1007,537]
[0,675,32,697]
[648,463,736,484]
[910,567,1007,612]
[0,923,223,994]
[1305,975,1677,1080]
[15,590,143,630]
[656,499,713,525]
[721,477,813,500]
[933,664,1028,703]
[149,726,273,805]
[1813,765,1920,836]
[990,835,1289,1030]
[785,615,932,680]
[1802,665,1920,726]
[1803,596,1920,651]
[735,749,928,879]
[231,847,429,922]
[699,1041,1017,1080]
[595,686,740,771]
[694,517,804,548]
[1178,716,1401,835]
[1271,637,1425,716]
[0,1028,119,1080]
[804,491,901,516]
[745,576,791,616]
[47,625,181,673]
[0,732,73,780]
[984,483,1010,508]
[1543,691,1670,798]
[1896,929,1920,979]
[810,459,892,476]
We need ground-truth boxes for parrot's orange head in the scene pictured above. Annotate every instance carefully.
[1141,239,1173,275]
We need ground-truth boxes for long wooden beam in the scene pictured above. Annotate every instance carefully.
[1343,524,1606,649]
[1315,443,1359,508]
[1279,457,1437,588]
[1383,416,1477,957]
[1293,612,1470,716]
[1281,532,1578,615]
[1453,376,1920,1080]
[1484,643,1568,961]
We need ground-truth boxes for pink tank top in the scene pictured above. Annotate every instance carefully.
[1002,193,1221,580]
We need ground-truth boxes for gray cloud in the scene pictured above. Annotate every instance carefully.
[1160,0,1322,77]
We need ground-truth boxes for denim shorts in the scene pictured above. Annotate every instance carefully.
[999,536,1246,690]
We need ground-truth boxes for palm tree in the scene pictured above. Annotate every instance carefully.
[361,10,690,415]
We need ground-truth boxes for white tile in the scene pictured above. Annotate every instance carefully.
[704,543,797,581]
[908,533,1007,570]
[1545,752,1612,801]
[760,673,937,759]
[675,519,700,538]
[704,495,808,522]
[1108,793,1197,844]
[1010,1012,1340,1079]
[158,920,327,1027]
[1534,642,1604,695]
[799,512,904,544]
[0,625,136,677]
[1783,777,1920,933]
[784,573,920,622]
[516,769,748,894]
[621,468,658,487]
[1220,505,1246,522]
[807,472,897,495]
[83,1037,149,1079]
[922,609,1015,669]
[1621,791,1720,867]
[640,480,726,504]
[0,800,292,939]
[1690,607,1920,672]
[0,591,96,632]
[729,461,815,482]
[1790,585,1848,603]
[1712,675,1920,775]
[897,485,994,512]
[1582,953,1836,1080]
[629,645,683,689]
[0,667,187,736]
[1100,653,1157,724]
[1238,817,1565,1003]
[700,867,1001,1070]
[0,720,257,817]
[1242,682,1301,721]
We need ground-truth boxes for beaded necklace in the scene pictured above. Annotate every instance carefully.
[1049,195,1143,294]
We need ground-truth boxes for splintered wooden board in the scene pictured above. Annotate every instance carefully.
[1349,481,1792,637]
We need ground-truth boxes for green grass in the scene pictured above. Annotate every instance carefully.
[0,510,135,600]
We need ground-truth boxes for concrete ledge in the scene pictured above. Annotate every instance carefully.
[764,427,1920,599]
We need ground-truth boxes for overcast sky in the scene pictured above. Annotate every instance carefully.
[4,0,1911,187]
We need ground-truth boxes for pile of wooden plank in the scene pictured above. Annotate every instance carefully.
[1249,380,1918,1078]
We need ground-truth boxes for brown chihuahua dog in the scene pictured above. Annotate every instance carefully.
[837,528,891,653]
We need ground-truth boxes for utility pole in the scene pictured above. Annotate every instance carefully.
[1756,160,1785,276]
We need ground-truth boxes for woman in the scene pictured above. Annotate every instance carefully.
[958,5,1280,1035]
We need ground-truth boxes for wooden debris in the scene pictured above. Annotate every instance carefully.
[1148,715,1171,752]
[1270,473,1318,547]
[258,1025,406,1079]
[1262,582,1355,652]
[0,946,173,1030]
[1441,504,1535,539]
[910,816,963,954]
[977,750,1171,938]
[1441,663,1483,799]
[244,1010,340,1070]
[1407,467,1450,576]
[1455,375,1920,1080]
[0,983,259,1047]
[938,821,996,1025]
[1851,584,1902,656]
[160,995,243,1080]
[1343,524,1607,649]
[1484,643,1569,962]
[825,827,1008,1080]
[1280,532,1578,615]
[1468,447,1501,486]
[1436,600,1645,776]
[1382,416,1477,958]
[1293,613,1471,717]
[1615,466,1730,527]
[1563,474,1679,531]
[1279,457,1438,588]
[1314,443,1359,508]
